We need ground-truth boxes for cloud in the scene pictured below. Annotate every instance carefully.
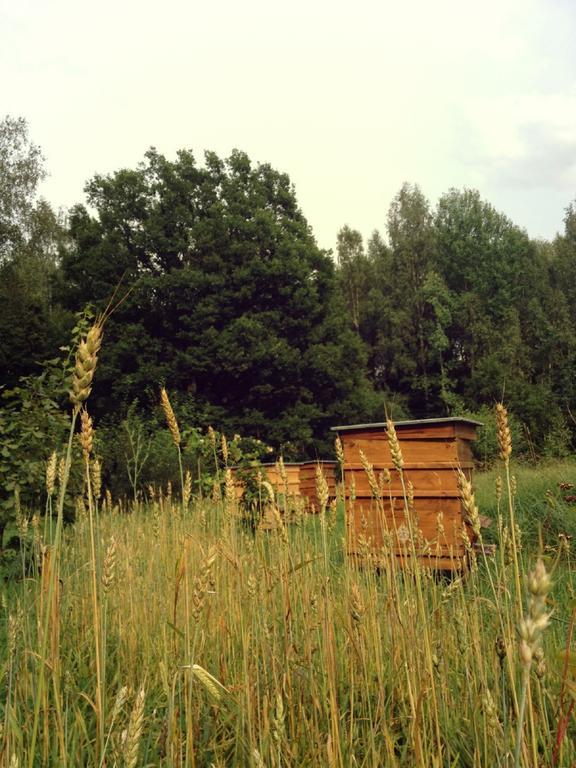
[461,92,576,189]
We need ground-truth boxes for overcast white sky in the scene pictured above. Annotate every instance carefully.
[2,0,575,251]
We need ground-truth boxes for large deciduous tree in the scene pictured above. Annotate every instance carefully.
[62,148,379,453]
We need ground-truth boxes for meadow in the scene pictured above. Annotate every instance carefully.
[1,323,576,767]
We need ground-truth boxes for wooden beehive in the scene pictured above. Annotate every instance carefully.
[299,460,338,512]
[331,418,482,570]
[261,462,302,499]
[230,462,302,503]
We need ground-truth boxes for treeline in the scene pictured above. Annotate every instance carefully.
[335,184,576,458]
[1,117,576,481]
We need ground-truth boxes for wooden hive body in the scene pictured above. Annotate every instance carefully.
[230,462,302,503]
[332,418,482,570]
[299,460,338,512]
[262,462,302,498]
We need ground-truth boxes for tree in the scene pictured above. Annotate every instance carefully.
[61,148,379,454]
[382,183,438,412]
[433,188,572,441]
[0,116,46,262]
[0,117,69,389]
[336,225,370,332]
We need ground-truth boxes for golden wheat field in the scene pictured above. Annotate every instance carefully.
[2,322,576,767]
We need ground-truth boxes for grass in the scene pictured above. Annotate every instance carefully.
[1,459,576,767]
[1,323,575,766]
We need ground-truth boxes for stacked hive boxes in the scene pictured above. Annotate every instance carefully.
[331,418,482,570]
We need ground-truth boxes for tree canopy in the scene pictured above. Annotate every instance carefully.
[2,116,576,470]
[60,147,379,454]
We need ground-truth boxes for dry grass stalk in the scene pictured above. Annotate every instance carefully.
[334,435,344,466]
[70,321,103,410]
[349,582,366,625]
[75,496,87,521]
[515,558,552,767]
[110,684,129,725]
[277,456,288,489]
[496,403,512,463]
[101,537,117,593]
[224,468,235,507]
[192,546,218,620]
[519,559,552,667]
[182,469,192,510]
[359,449,380,499]
[80,409,94,457]
[191,665,229,705]
[406,480,415,513]
[45,451,58,497]
[386,419,404,471]
[315,464,329,513]
[58,456,66,490]
[221,433,228,465]
[211,479,222,503]
[123,687,146,768]
[271,505,289,544]
[160,388,181,447]
[457,469,481,538]
[91,458,102,502]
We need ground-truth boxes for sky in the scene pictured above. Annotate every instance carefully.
[2,0,575,252]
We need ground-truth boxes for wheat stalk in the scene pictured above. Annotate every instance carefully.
[386,419,404,471]
[123,687,146,768]
[70,321,103,410]
[160,388,181,447]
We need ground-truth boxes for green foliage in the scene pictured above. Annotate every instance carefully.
[61,148,378,455]
[459,405,528,466]
[475,460,576,545]
[0,358,71,543]
[335,187,576,455]
[542,414,573,459]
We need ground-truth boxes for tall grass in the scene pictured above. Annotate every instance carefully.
[2,320,575,765]
[2,457,575,766]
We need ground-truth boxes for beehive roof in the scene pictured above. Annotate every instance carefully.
[331,416,483,432]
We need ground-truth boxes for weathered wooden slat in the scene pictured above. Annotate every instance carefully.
[343,466,472,494]
[333,418,482,571]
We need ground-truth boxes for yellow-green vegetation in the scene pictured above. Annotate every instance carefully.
[2,462,576,766]
[2,321,576,766]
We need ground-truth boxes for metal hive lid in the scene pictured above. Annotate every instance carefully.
[330,416,483,432]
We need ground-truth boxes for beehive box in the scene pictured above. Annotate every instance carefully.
[261,462,302,499]
[230,462,302,502]
[299,460,338,512]
[331,418,482,570]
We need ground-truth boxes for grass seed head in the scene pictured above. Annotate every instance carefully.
[160,387,181,447]
[101,536,117,593]
[191,664,229,705]
[183,469,192,510]
[315,464,329,513]
[495,403,512,463]
[46,451,58,496]
[359,449,380,499]
[349,581,366,625]
[123,687,146,768]
[91,458,102,501]
[70,322,102,409]
[192,546,218,620]
[335,435,344,465]
[518,557,552,669]
[79,408,94,457]
[221,433,228,464]
[457,469,481,538]
[386,419,404,471]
